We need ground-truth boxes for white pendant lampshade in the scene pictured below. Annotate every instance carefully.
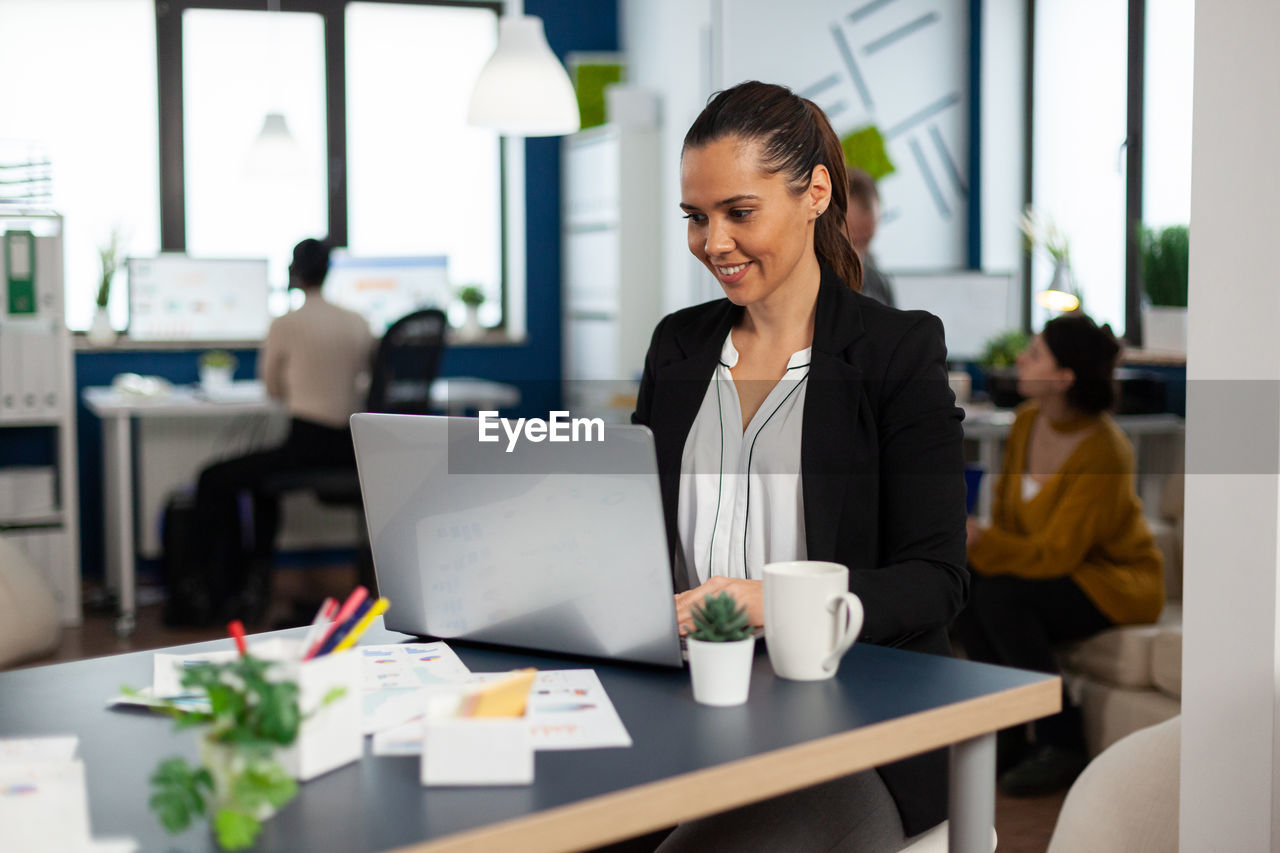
[468,14,580,137]
[244,111,306,177]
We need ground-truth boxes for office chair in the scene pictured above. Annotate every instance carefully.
[250,308,449,622]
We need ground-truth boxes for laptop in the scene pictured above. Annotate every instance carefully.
[350,413,684,667]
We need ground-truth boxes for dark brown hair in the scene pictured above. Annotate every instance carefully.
[1042,313,1123,414]
[683,81,863,291]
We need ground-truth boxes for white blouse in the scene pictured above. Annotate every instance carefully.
[677,330,811,584]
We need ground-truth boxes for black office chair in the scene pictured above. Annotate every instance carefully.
[250,308,449,622]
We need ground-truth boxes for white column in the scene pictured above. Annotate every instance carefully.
[1182,2,1280,849]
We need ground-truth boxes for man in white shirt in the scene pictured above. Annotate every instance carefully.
[189,238,373,623]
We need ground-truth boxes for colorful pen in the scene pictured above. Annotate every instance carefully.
[315,596,374,658]
[298,597,337,659]
[304,586,368,660]
[332,598,390,653]
[228,620,247,656]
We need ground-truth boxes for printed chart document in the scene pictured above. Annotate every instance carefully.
[358,641,472,734]
[372,669,632,756]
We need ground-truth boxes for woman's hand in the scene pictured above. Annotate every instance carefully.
[965,517,985,549]
[674,577,763,635]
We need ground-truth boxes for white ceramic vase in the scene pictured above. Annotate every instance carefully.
[686,635,755,707]
[199,737,280,822]
[87,306,116,347]
[459,305,484,341]
[1142,305,1188,352]
[199,365,235,389]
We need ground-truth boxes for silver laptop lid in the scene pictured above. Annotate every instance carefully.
[350,413,683,667]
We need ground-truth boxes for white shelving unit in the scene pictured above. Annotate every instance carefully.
[0,210,80,624]
[562,124,662,421]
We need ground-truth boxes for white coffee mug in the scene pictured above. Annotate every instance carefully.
[763,561,864,681]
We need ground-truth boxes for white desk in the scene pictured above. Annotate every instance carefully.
[962,404,1186,518]
[83,378,520,636]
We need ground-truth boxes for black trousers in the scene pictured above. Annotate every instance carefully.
[193,418,356,607]
[952,573,1113,751]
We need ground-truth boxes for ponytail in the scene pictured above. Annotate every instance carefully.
[806,101,862,291]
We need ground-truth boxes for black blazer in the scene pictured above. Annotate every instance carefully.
[632,264,968,835]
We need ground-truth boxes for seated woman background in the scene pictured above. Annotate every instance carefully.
[959,313,1164,797]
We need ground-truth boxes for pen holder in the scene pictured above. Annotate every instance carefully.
[249,638,362,782]
[420,695,533,787]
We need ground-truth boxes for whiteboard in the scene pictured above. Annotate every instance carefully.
[127,255,271,341]
[889,270,1020,362]
[720,0,970,269]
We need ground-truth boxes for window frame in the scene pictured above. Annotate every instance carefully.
[155,0,511,330]
[1023,0,1156,345]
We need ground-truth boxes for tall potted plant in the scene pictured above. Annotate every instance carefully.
[1140,224,1189,352]
[685,592,756,707]
[88,226,124,346]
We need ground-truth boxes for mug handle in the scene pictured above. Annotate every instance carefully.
[821,592,865,674]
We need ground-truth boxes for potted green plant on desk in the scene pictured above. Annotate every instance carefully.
[138,654,342,850]
[456,284,486,341]
[686,592,756,707]
[198,350,238,389]
[1140,224,1189,352]
[979,329,1030,409]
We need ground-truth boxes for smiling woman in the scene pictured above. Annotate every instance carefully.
[632,81,968,851]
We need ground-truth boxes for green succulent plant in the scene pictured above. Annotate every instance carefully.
[980,330,1030,370]
[457,285,486,308]
[689,592,753,643]
[199,349,237,370]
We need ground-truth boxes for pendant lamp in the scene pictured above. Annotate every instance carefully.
[244,111,305,177]
[467,1,580,137]
[244,0,306,177]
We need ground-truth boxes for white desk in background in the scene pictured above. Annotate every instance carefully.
[82,379,521,637]
[962,403,1186,518]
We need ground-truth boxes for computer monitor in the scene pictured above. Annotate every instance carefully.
[323,253,451,335]
[888,271,1021,363]
[127,255,271,341]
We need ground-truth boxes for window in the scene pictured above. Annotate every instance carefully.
[346,2,502,329]
[161,0,509,333]
[1031,0,1129,332]
[0,0,160,331]
[1143,0,1194,230]
[183,8,328,316]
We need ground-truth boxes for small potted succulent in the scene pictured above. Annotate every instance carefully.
[137,654,343,850]
[456,284,486,340]
[685,592,756,707]
[198,350,238,389]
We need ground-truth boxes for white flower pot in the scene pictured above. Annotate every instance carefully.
[686,635,755,707]
[87,307,117,347]
[199,737,281,822]
[1142,305,1187,353]
[199,365,235,389]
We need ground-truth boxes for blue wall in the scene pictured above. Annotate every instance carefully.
[73,0,619,580]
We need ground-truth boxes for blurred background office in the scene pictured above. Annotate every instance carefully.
[1,3,1197,848]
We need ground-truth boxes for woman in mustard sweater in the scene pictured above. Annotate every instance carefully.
[961,313,1164,797]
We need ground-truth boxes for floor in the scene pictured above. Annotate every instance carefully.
[14,565,1070,853]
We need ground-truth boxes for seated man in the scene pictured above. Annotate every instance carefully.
[191,238,373,622]
[845,167,896,307]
